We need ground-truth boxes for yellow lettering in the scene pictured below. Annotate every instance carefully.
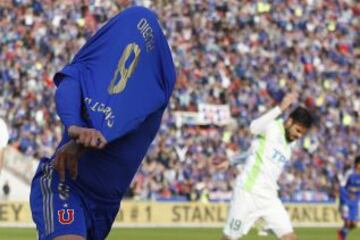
[108,43,141,95]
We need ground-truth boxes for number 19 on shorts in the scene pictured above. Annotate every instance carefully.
[230,218,242,231]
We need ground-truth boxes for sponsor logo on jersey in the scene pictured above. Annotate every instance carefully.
[137,18,155,52]
[272,149,287,164]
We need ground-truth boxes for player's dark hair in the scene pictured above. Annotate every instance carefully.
[355,156,360,166]
[289,106,313,129]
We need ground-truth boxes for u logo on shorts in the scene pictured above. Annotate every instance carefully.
[58,209,75,224]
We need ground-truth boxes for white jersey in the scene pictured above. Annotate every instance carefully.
[236,107,292,198]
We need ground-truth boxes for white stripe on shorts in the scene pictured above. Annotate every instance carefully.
[40,163,54,235]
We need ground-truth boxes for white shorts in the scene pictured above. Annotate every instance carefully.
[223,187,293,239]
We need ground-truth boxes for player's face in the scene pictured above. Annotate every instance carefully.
[284,119,308,142]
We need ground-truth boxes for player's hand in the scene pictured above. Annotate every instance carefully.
[68,125,107,149]
[54,140,85,181]
[279,92,298,112]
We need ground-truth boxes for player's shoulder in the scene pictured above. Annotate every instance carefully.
[266,118,284,134]
[260,118,286,143]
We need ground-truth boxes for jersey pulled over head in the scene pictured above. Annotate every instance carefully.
[54,6,176,142]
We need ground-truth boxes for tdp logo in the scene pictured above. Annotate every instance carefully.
[272,149,287,164]
[58,209,74,224]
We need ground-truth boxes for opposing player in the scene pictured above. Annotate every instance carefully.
[338,156,360,240]
[219,92,313,240]
[30,6,176,240]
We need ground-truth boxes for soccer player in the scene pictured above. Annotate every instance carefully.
[220,92,313,240]
[30,6,176,240]
[338,156,360,240]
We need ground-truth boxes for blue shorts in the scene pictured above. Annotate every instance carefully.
[340,203,359,222]
[30,158,120,240]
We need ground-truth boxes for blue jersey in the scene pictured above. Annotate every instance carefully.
[339,170,360,222]
[340,170,360,205]
[346,171,360,201]
[53,6,176,201]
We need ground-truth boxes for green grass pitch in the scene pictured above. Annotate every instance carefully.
[0,227,359,239]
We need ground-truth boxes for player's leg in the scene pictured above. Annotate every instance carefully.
[86,202,120,240]
[30,158,87,239]
[255,218,270,236]
[261,197,296,240]
[221,188,259,240]
[278,233,297,240]
[338,221,350,240]
[338,204,350,240]
[338,221,352,240]
[221,235,233,240]
[338,204,358,240]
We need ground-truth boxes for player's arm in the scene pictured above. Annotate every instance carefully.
[55,76,107,149]
[55,76,84,129]
[249,92,298,135]
[54,76,107,181]
[249,107,282,135]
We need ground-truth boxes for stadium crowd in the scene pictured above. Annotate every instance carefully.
[0,0,359,202]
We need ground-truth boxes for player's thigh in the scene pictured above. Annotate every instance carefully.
[223,188,259,239]
[340,204,350,220]
[350,203,360,222]
[90,203,120,239]
[54,235,85,240]
[341,204,359,223]
[30,159,87,239]
[262,198,294,239]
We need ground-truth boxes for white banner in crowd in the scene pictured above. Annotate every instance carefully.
[174,112,205,126]
[175,104,232,126]
[198,104,232,126]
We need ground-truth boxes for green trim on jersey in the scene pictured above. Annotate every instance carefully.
[276,119,285,136]
[243,134,267,191]
[276,119,290,151]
